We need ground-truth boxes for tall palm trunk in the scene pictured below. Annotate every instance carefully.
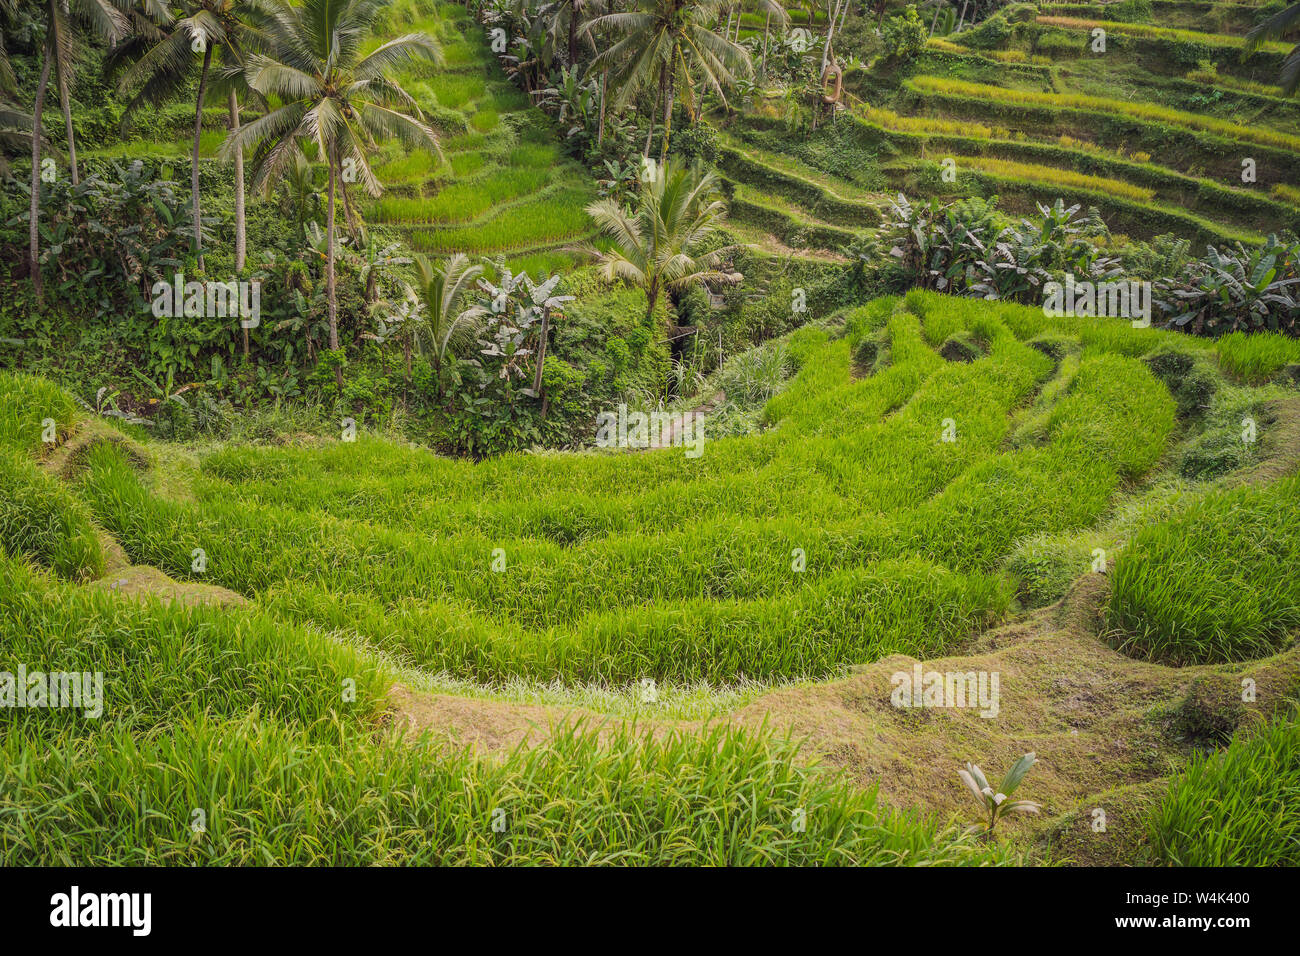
[57,63,78,186]
[327,141,342,388]
[568,6,578,65]
[658,61,674,165]
[532,310,550,393]
[30,53,52,302]
[229,91,246,273]
[597,69,607,144]
[229,90,248,356]
[644,79,659,158]
[762,13,770,76]
[191,44,213,271]
[821,0,843,74]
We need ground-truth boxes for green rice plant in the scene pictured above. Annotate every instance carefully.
[260,559,1011,684]
[470,108,499,133]
[1035,15,1293,54]
[408,189,593,253]
[906,76,1300,153]
[0,714,1021,865]
[373,149,441,184]
[1151,708,1300,866]
[0,452,103,581]
[0,552,388,739]
[1108,474,1300,664]
[424,72,486,110]
[956,157,1155,203]
[1216,330,1300,384]
[370,168,550,224]
[0,371,77,454]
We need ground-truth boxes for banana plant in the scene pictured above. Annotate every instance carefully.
[958,752,1042,834]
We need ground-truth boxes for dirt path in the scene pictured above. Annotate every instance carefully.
[651,389,727,450]
[383,576,1299,860]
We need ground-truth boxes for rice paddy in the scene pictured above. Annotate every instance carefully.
[3,284,1298,865]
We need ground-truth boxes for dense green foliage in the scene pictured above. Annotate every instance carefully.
[1152,709,1300,866]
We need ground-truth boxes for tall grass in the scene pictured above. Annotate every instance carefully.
[1216,331,1300,384]
[956,156,1156,202]
[409,189,593,253]
[0,713,1019,865]
[0,453,103,581]
[1035,15,1293,54]
[1108,475,1300,664]
[1151,709,1300,866]
[0,370,78,454]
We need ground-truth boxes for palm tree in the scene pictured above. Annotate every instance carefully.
[0,0,32,174]
[27,0,128,303]
[409,253,486,397]
[540,0,594,67]
[0,0,19,98]
[581,160,740,323]
[224,0,442,386]
[285,143,320,240]
[1246,4,1300,94]
[754,0,790,77]
[587,0,751,163]
[112,1,266,272]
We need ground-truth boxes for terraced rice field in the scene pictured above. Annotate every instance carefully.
[4,290,1299,864]
[362,3,596,271]
[718,0,1300,251]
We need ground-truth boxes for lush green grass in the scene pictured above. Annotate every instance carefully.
[1034,15,1293,55]
[4,289,1298,863]
[365,1,593,259]
[0,451,103,581]
[0,552,1015,865]
[1216,331,1300,385]
[0,714,1018,865]
[408,188,594,253]
[371,168,551,224]
[907,76,1300,153]
[1151,709,1300,866]
[0,370,77,455]
[1108,475,1300,665]
[65,293,1189,684]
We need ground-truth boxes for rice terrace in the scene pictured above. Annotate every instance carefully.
[0,0,1298,904]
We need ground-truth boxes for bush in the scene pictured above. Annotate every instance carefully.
[882,6,927,61]
[669,121,720,167]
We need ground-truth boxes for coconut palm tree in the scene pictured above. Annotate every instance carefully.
[754,0,790,77]
[409,253,486,396]
[111,1,267,272]
[0,0,31,173]
[587,0,751,163]
[224,0,442,385]
[539,0,595,67]
[0,0,20,98]
[27,0,129,303]
[581,160,740,322]
[1246,4,1300,94]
